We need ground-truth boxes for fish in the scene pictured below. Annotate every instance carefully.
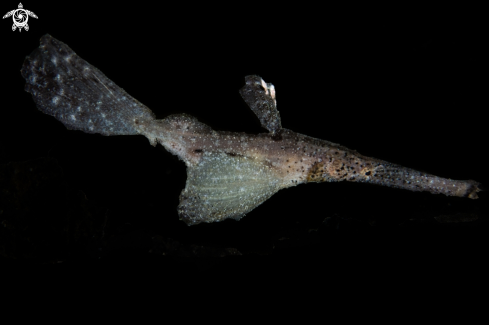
[21,34,482,226]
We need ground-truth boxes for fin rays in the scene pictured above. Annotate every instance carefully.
[178,152,282,225]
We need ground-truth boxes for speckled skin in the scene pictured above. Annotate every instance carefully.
[21,34,481,225]
[139,115,481,199]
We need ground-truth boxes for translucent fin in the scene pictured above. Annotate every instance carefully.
[239,75,282,135]
[21,34,155,136]
[178,152,282,225]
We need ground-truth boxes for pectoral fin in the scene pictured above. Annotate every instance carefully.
[178,152,282,225]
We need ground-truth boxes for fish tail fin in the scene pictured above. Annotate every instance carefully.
[21,34,155,137]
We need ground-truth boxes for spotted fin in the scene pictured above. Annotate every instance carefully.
[178,152,282,225]
[21,34,155,136]
[239,75,282,135]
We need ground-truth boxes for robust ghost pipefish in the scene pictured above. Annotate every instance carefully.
[21,35,481,226]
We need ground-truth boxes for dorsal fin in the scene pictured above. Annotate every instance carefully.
[239,75,282,135]
[178,152,282,225]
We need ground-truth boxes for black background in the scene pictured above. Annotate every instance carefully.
[0,3,487,283]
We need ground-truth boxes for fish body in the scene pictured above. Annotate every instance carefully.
[21,35,481,225]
